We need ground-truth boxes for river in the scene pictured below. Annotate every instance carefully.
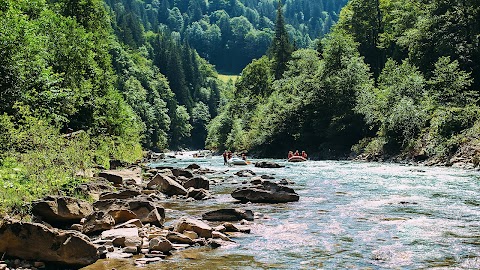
[84,154,480,269]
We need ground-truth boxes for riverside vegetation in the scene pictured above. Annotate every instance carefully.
[0,0,479,256]
[206,0,480,168]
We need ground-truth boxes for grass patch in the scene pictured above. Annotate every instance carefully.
[218,74,239,83]
[0,106,142,218]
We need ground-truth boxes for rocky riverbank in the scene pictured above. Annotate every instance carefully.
[0,159,298,269]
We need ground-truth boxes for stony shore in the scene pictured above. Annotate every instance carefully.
[0,157,298,269]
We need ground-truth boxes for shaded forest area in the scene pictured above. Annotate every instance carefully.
[208,0,480,166]
[104,0,347,73]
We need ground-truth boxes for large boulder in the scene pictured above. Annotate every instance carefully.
[101,228,141,248]
[149,237,173,253]
[174,217,213,238]
[147,173,188,196]
[166,232,194,245]
[254,161,285,168]
[31,196,94,225]
[107,209,138,224]
[231,180,299,203]
[202,209,254,221]
[82,211,116,234]
[127,200,165,227]
[0,220,98,267]
[93,199,165,227]
[183,176,209,190]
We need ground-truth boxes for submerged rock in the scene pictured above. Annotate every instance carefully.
[0,219,98,267]
[254,161,285,168]
[186,163,201,170]
[202,209,254,221]
[231,180,299,203]
[235,170,256,177]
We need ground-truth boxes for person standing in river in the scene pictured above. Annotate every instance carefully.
[223,150,228,165]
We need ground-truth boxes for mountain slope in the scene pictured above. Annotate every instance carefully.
[104,0,348,73]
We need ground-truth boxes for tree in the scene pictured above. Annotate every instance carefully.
[191,102,211,148]
[170,105,193,148]
[336,0,384,78]
[269,0,294,80]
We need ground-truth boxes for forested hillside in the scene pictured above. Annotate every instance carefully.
[208,0,480,165]
[104,0,347,73]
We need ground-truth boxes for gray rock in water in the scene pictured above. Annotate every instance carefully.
[187,188,211,200]
[222,222,251,233]
[174,217,213,238]
[235,170,256,177]
[231,180,299,203]
[186,163,201,170]
[147,173,188,196]
[202,209,254,221]
[254,161,285,168]
[0,219,98,267]
[171,168,194,178]
[183,176,210,190]
[31,196,94,226]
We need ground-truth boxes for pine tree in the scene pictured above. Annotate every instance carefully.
[269,0,294,80]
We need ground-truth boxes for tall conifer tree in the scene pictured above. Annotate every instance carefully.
[269,0,294,80]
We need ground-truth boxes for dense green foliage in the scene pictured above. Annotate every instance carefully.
[0,0,144,214]
[207,0,480,163]
[0,0,224,214]
[104,0,347,73]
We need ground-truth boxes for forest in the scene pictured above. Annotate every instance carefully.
[1,0,479,215]
[0,0,223,213]
[104,0,347,73]
[207,0,480,163]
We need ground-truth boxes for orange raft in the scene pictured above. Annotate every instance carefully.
[288,156,307,162]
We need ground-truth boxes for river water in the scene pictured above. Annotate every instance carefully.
[84,155,480,270]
